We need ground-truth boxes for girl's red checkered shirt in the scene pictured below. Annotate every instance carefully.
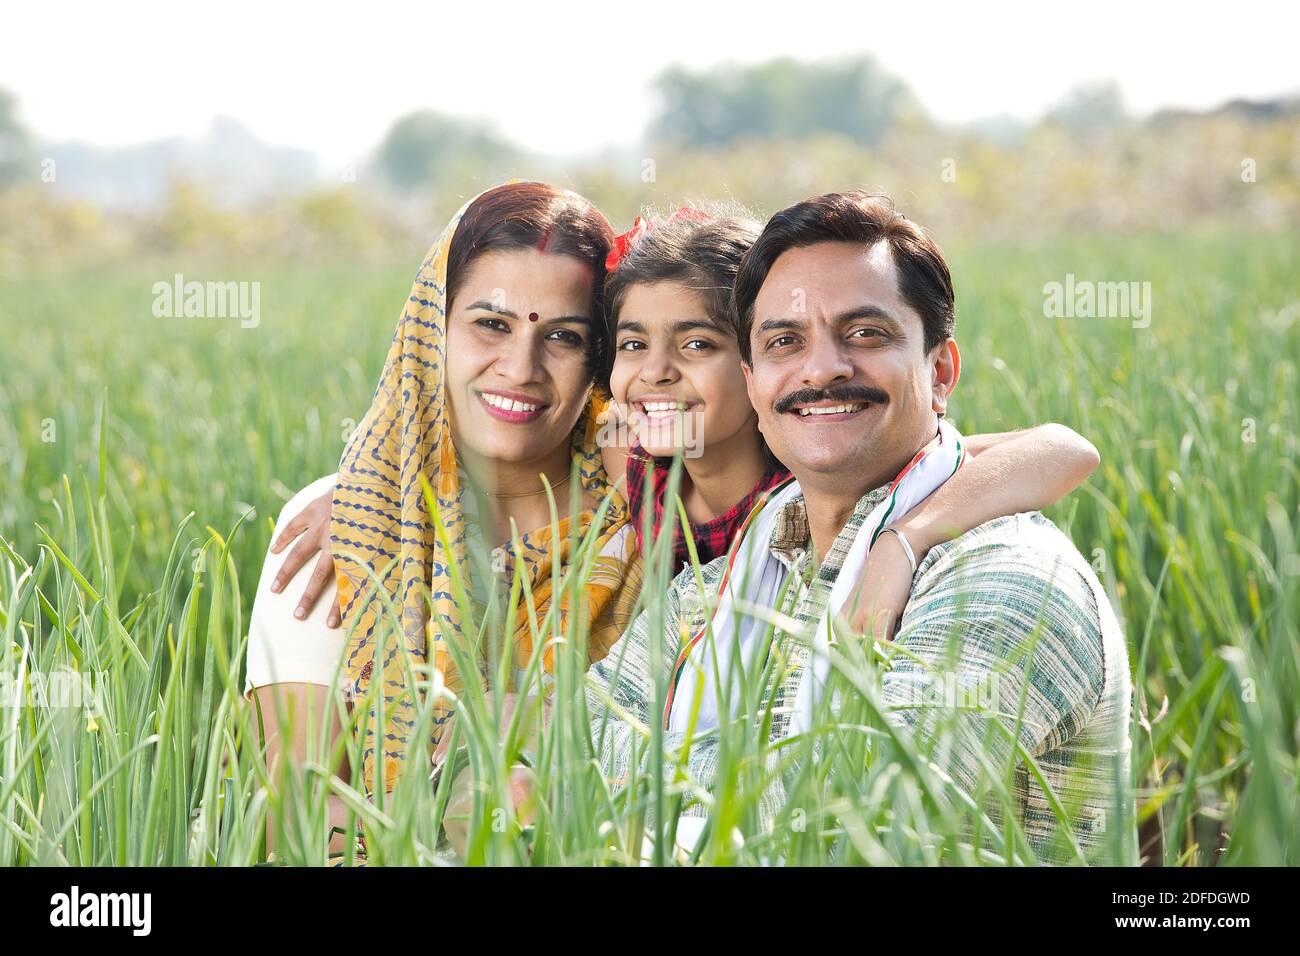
[624,447,790,571]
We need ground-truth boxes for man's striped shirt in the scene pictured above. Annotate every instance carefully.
[585,482,1133,864]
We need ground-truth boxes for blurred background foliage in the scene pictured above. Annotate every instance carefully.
[1,54,1296,276]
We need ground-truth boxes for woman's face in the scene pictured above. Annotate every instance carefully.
[610,280,758,458]
[445,247,598,468]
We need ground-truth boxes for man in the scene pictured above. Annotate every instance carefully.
[443,190,1132,865]
[579,190,1132,864]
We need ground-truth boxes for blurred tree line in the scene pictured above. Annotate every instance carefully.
[649,56,923,146]
[1,55,1297,275]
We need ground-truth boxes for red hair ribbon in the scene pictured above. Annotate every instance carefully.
[606,216,649,272]
[666,206,711,225]
[605,209,713,272]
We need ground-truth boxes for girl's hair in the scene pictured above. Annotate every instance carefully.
[447,182,616,379]
[603,203,763,365]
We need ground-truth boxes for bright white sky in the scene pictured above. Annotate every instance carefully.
[4,0,1296,170]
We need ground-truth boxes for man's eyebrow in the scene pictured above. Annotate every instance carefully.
[755,317,804,335]
[834,304,903,329]
[754,306,903,339]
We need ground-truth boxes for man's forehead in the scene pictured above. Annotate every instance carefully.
[755,240,903,315]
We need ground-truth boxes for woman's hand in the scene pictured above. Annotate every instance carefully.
[845,530,916,641]
[269,485,340,627]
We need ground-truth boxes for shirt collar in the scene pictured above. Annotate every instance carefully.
[768,481,893,568]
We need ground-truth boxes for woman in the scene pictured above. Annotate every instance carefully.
[244,181,642,854]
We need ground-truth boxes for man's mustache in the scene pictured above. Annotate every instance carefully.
[773,384,890,414]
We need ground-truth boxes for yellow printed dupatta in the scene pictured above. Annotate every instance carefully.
[330,182,641,795]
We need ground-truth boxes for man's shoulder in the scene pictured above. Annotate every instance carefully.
[917,511,1093,582]
[905,511,1118,717]
[909,512,1111,646]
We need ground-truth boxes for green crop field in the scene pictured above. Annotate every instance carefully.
[1,231,1296,865]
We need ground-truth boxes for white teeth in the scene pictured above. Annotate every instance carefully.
[483,393,538,413]
[797,403,864,417]
[641,401,688,413]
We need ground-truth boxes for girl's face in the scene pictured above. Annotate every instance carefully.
[610,280,758,459]
[445,247,598,469]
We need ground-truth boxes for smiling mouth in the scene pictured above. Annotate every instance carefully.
[478,390,547,421]
[634,399,696,421]
[792,402,869,418]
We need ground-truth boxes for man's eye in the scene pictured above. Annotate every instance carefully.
[852,327,885,340]
[768,335,796,350]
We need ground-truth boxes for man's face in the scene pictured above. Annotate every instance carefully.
[742,240,956,493]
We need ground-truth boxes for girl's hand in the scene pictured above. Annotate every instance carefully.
[435,692,544,859]
[844,422,1100,643]
[845,530,916,641]
[442,762,536,860]
[269,486,340,627]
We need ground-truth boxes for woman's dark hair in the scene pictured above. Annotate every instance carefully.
[732,190,955,364]
[446,182,615,379]
[603,206,762,363]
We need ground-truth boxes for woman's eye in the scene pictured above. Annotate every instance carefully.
[547,328,585,347]
[475,317,510,333]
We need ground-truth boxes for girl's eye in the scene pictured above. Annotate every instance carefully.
[547,328,585,347]
[475,317,510,333]
[683,339,715,352]
[617,339,646,352]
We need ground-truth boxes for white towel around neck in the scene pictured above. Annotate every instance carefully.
[665,420,966,736]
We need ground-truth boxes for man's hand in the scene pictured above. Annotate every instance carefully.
[845,530,916,641]
[269,485,340,627]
